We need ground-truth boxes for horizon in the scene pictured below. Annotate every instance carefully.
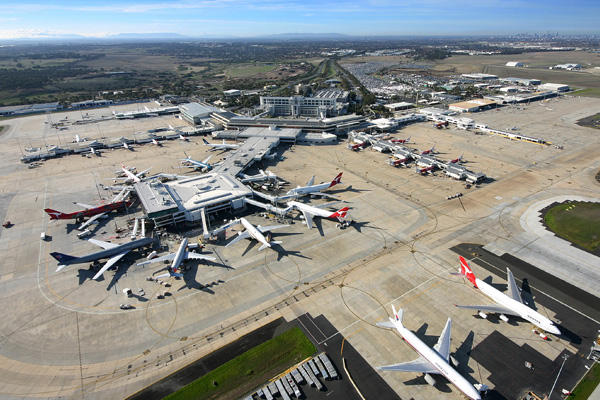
[1,0,599,40]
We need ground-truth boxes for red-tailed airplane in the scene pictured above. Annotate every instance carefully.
[434,121,449,129]
[347,142,366,151]
[44,188,132,230]
[448,153,464,164]
[389,136,411,144]
[388,157,410,167]
[415,165,436,175]
[420,145,436,155]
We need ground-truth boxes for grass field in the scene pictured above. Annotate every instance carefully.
[226,64,277,78]
[0,126,5,134]
[571,88,600,98]
[570,361,600,398]
[163,327,316,400]
[544,202,600,251]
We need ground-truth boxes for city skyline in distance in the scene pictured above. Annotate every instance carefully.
[0,0,599,40]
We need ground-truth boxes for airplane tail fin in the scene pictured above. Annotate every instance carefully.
[203,139,210,145]
[330,206,350,220]
[459,256,478,287]
[44,209,65,220]
[329,172,343,188]
[51,252,78,268]
[391,305,404,325]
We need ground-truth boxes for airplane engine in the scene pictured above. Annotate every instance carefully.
[499,314,509,322]
[478,311,488,319]
[450,355,459,367]
[424,373,437,387]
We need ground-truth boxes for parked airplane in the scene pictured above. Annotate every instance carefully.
[377,306,481,400]
[448,153,464,164]
[203,138,240,151]
[434,121,449,129]
[225,218,288,251]
[388,156,410,167]
[44,188,132,231]
[420,145,436,155]
[152,138,162,146]
[415,165,436,175]
[180,153,213,172]
[117,163,152,184]
[454,256,561,335]
[348,142,367,151]
[74,135,89,143]
[287,201,350,229]
[389,136,411,144]
[51,237,156,280]
[286,173,343,199]
[136,237,216,279]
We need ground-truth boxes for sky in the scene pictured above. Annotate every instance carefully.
[0,0,599,39]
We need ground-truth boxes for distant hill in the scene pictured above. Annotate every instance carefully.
[106,32,191,39]
[260,33,351,40]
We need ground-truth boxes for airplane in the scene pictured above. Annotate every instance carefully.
[44,188,132,231]
[74,135,89,143]
[136,237,216,279]
[225,218,288,251]
[388,156,410,167]
[348,142,366,151]
[122,142,134,150]
[286,201,350,230]
[203,138,240,151]
[152,138,162,146]
[180,153,213,172]
[377,306,482,400]
[415,165,436,175]
[116,163,152,184]
[56,126,68,131]
[434,121,449,129]
[389,136,411,144]
[286,173,343,199]
[51,237,156,280]
[454,256,561,335]
[420,145,436,155]
[168,125,189,141]
[448,153,464,164]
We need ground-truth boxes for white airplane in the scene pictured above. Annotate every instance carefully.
[377,306,482,400]
[152,138,162,146]
[117,163,152,184]
[203,138,240,151]
[286,173,343,199]
[136,237,216,279]
[180,153,213,172]
[286,201,350,230]
[454,256,561,335]
[225,218,288,251]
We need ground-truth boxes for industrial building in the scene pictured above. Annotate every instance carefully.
[538,83,570,92]
[505,61,524,67]
[384,102,414,111]
[461,73,498,81]
[179,102,221,125]
[448,99,497,113]
[500,77,541,86]
[71,100,114,108]
[0,102,62,117]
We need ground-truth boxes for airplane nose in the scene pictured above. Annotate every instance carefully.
[549,324,562,336]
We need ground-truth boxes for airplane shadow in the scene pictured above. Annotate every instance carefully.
[331,184,370,194]
[454,331,476,375]
[77,267,97,285]
[520,278,537,309]
[348,220,371,233]
[271,245,312,262]
[402,374,453,393]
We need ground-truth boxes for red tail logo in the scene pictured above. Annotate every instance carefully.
[330,206,349,219]
[329,172,343,188]
[459,256,478,287]
[44,209,64,220]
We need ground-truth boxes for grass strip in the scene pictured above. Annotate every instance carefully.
[164,327,316,400]
[570,362,600,398]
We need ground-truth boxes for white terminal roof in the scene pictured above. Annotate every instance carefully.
[166,172,251,212]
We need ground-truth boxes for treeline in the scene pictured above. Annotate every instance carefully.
[0,66,90,90]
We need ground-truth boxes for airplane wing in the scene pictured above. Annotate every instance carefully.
[78,212,107,230]
[93,251,129,280]
[226,231,251,247]
[136,252,176,266]
[184,251,216,261]
[75,202,96,209]
[202,155,212,164]
[433,318,452,362]
[88,238,120,250]
[309,192,339,200]
[378,357,439,374]
[111,188,130,203]
[257,224,289,234]
[455,303,519,317]
[506,268,524,303]
[301,210,314,229]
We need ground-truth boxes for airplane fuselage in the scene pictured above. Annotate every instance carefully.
[171,237,189,270]
[475,278,560,334]
[47,200,132,220]
[240,218,270,247]
[396,322,481,400]
[55,237,155,265]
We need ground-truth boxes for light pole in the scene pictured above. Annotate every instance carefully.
[548,354,569,399]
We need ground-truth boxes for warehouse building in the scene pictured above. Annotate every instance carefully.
[179,102,221,125]
[448,99,498,113]
[505,61,524,67]
[538,83,570,92]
